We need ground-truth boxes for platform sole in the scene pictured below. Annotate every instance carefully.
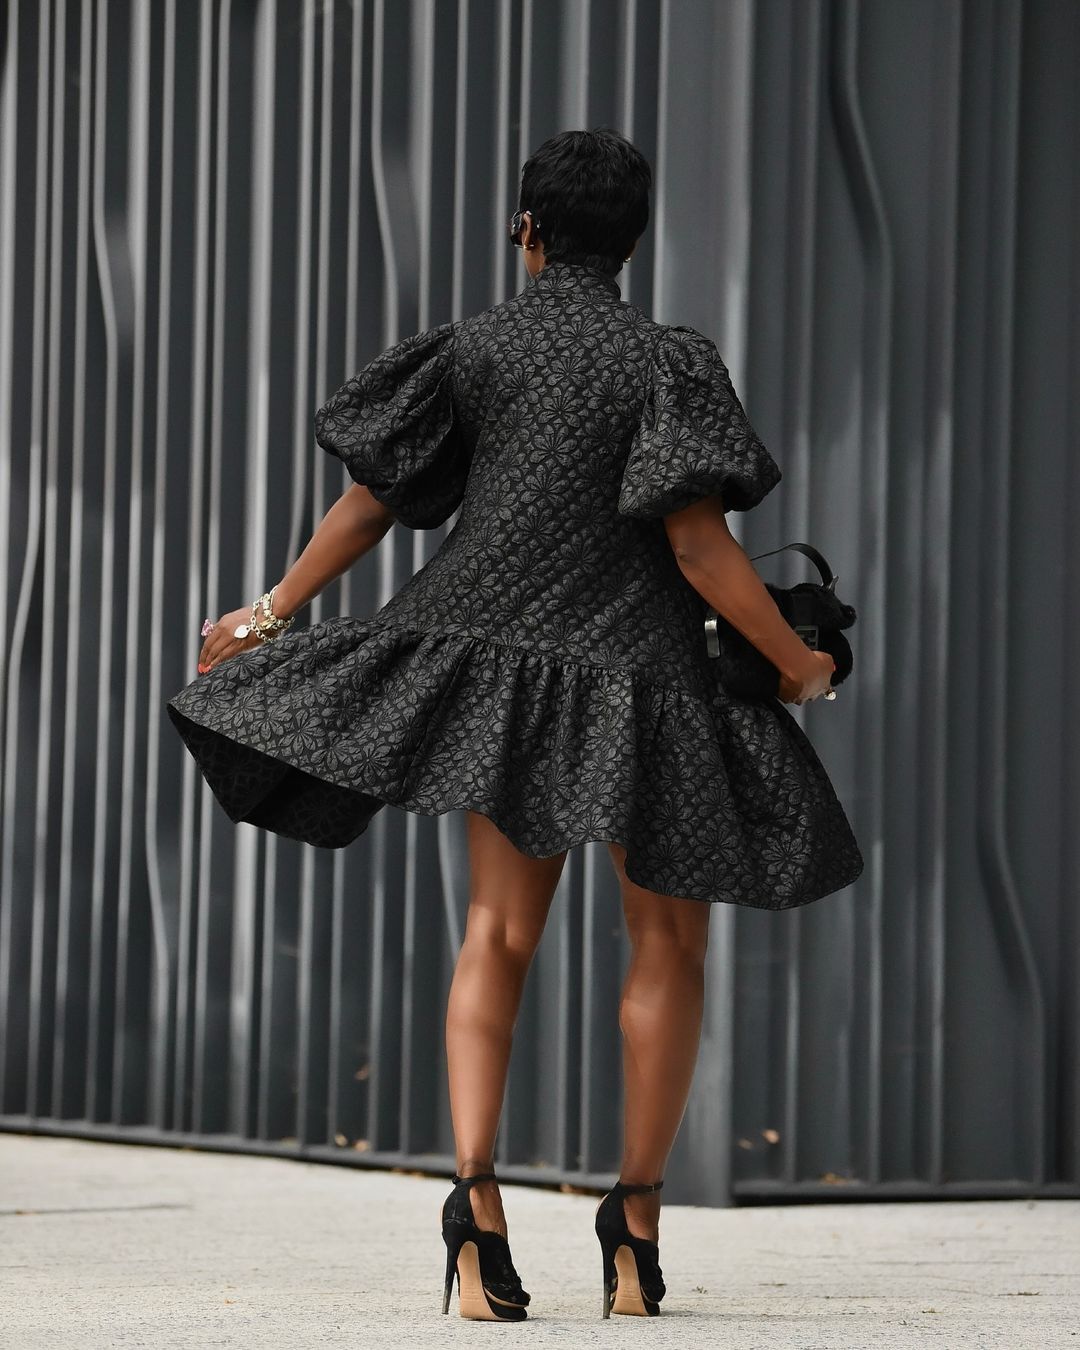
[451,1239,528,1321]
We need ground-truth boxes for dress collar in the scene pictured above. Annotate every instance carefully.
[526,259,623,300]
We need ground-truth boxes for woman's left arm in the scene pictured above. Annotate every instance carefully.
[197,484,395,673]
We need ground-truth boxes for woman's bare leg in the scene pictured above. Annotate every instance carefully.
[446,809,568,1237]
[606,841,711,1242]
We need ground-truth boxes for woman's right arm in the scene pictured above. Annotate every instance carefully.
[661,494,835,705]
[197,484,396,674]
[271,484,396,620]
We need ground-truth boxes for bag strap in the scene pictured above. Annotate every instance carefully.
[749,540,838,592]
[703,540,841,657]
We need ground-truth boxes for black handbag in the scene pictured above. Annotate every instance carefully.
[703,542,857,701]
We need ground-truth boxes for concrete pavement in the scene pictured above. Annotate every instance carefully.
[1,1132,1077,1348]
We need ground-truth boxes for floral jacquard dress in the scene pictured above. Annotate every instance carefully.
[166,260,863,908]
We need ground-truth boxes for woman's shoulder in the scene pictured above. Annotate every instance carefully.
[618,320,782,519]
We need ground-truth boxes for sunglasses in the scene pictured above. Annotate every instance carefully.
[508,209,542,247]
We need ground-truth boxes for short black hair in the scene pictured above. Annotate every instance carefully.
[517,127,651,277]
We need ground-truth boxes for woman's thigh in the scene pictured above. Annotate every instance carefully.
[606,842,711,962]
[463,810,568,955]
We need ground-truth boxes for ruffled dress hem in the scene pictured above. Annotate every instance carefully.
[165,615,863,910]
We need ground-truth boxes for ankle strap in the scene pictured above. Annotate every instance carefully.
[453,1171,498,1186]
[615,1178,663,1194]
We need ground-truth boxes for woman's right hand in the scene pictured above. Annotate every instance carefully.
[777,649,836,706]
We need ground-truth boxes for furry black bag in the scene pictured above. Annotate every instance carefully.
[703,542,857,701]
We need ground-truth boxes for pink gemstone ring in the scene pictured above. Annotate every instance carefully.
[201,618,215,636]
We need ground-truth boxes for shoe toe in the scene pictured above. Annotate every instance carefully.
[474,1229,530,1305]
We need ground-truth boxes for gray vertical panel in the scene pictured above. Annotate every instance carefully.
[749,0,828,1193]
[225,0,263,1142]
[782,0,820,1190]
[935,0,1046,1187]
[653,0,760,1206]
[65,0,95,1123]
[203,0,234,1135]
[450,0,468,322]
[89,0,117,1125]
[11,0,47,1116]
[809,0,892,1188]
[1062,69,1080,1188]
[905,0,960,1188]
[292,0,318,1148]
[120,0,156,1128]
[243,0,277,1143]
[489,0,511,301]
[0,0,19,1110]
[52,0,80,1122]
[969,0,1046,1180]
[317,0,345,1157]
[145,0,178,1132]
[1012,0,1080,1187]
[188,0,215,1133]
[559,0,588,130]
[367,0,407,1155]
[31,0,63,1125]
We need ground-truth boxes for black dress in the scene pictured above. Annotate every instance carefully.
[166,260,863,908]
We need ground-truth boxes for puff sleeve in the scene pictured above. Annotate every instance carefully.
[313,319,470,529]
[618,324,782,519]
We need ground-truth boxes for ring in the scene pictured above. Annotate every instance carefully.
[201,618,215,636]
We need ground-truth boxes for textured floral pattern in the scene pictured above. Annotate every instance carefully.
[166,260,863,908]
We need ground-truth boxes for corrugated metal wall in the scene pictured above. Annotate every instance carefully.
[1,0,1077,1205]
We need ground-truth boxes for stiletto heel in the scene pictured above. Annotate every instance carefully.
[440,1171,530,1321]
[594,1178,666,1317]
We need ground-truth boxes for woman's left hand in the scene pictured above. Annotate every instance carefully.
[198,607,263,673]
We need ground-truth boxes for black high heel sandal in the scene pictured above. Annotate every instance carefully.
[440,1171,531,1321]
[594,1178,666,1317]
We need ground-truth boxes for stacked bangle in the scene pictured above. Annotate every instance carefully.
[231,584,294,643]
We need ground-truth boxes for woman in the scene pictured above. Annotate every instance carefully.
[166,128,862,1321]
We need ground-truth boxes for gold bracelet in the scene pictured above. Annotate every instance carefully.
[248,585,295,643]
[260,585,292,628]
